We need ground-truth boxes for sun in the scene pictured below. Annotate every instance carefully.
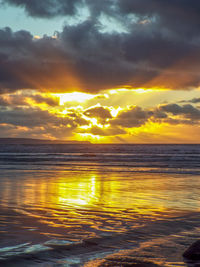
[75,133,109,143]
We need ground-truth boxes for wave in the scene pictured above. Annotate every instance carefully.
[0,144,200,174]
[1,211,200,266]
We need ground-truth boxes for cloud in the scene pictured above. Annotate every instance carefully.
[78,125,126,137]
[108,103,200,131]
[4,0,200,35]
[0,104,91,139]
[1,96,200,139]
[1,0,82,18]
[30,94,59,106]
[111,106,151,128]
[0,107,70,127]
[84,106,112,121]
[0,27,82,93]
[1,0,200,94]
[179,97,200,104]
[0,92,59,107]
[119,0,200,37]
[159,103,200,120]
[162,118,195,125]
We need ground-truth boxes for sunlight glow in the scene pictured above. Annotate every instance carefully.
[109,107,122,117]
[55,92,97,105]
[109,88,156,95]
[134,88,153,94]
[81,114,106,128]
[75,133,107,143]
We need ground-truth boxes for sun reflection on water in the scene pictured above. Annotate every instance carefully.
[1,170,192,217]
[0,170,200,243]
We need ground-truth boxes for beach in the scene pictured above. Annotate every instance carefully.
[0,144,200,266]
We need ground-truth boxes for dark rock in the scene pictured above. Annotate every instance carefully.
[183,240,200,260]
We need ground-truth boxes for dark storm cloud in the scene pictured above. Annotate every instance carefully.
[1,0,82,18]
[118,0,200,37]
[1,1,200,93]
[1,0,118,18]
[4,0,200,31]
[3,0,200,37]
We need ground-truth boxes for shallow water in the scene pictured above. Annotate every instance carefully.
[0,144,200,266]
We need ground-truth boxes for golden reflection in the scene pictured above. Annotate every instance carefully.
[1,170,187,218]
[1,169,200,238]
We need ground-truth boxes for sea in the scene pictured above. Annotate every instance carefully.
[0,144,200,267]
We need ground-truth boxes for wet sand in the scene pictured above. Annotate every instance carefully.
[1,167,200,266]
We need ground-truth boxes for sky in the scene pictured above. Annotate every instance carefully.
[0,0,200,143]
